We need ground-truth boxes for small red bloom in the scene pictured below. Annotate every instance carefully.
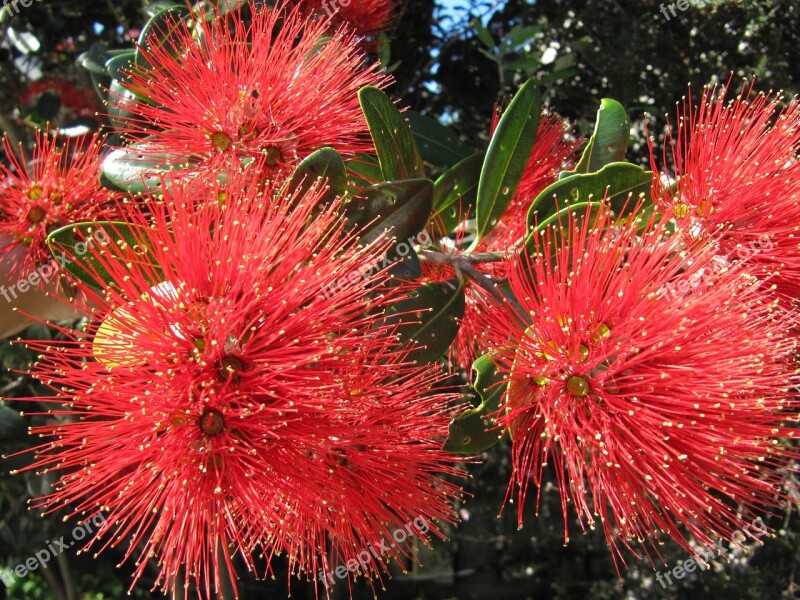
[485,202,799,566]
[112,1,389,179]
[20,77,100,120]
[649,81,800,304]
[0,129,119,279]
[292,0,397,42]
[19,174,463,598]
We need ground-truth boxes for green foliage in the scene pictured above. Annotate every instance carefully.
[287,147,348,207]
[358,86,425,180]
[385,279,465,364]
[443,353,506,453]
[562,98,630,176]
[46,222,162,291]
[432,151,483,235]
[474,79,540,243]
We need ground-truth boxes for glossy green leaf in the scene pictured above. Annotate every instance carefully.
[358,86,425,181]
[107,79,139,129]
[387,279,465,364]
[46,222,163,291]
[474,79,541,242]
[105,51,136,82]
[533,201,598,232]
[78,43,116,101]
[287,147,347,207]
[78,42,112,75]
[135,6,190,68]
[102,143,192,194]
[346,154,383,192]
[472,18,496,49]
[502,24,542,49]
[527,162,652,230]
[143,0,180,18]
[432,152,483,234]
[443,353,506,453]
[562,98,630,177]
[344,179,433,247]
[523,201,601,256]
[387,247,422,280]
[406,112,475,168]
[377,32,391,69]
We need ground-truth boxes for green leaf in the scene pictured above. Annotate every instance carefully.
[387,247,422,280]
[387,279,465,364]
[135,5,190,68]
[527,162,652,230]
[358,86,425,181]
[46,222,163,291]
[287,147,347,207]
[443,353,506,453]
[102,142,192,194]
[562,98,630,177]
[502,23,542,49]
[406,112,475,168]
[377,32,391,69]
[344,179,433,248]
[105,51,136,82]
[143,0,180,18]
[474,79,541,243]
[107,79,139,129]
[502,56,543,73]
[78,42,112,75]
[78,44,125,103]
[0,405,26,441]
[533,201,599,232]
[472,18,495,49]
[346,154,383,192]
[432,152,483,234]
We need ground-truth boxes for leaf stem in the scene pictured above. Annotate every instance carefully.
[418,249,527,318]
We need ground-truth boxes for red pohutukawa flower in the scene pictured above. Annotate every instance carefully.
[649,81,800,304]
[111,1,388,179]
[18,175,463,598]
[484,202,799,566]
[292,0,397,42]
[0,129,119,279]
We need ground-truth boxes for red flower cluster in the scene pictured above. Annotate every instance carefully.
[6,0,800,589]
[19,76,100,120]
[0,129,119,279]
[112,1,388,179]
[650,81,800,304]
[486,202,799,565]
[292,0,397,42]
[20,175,463,597]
